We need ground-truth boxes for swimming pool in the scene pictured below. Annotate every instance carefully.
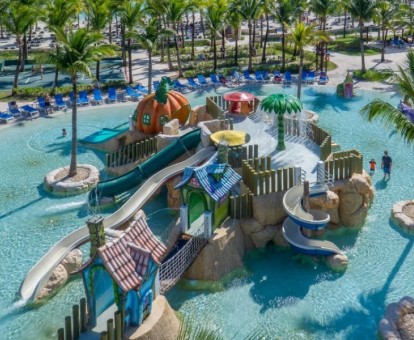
[0,85,413,339]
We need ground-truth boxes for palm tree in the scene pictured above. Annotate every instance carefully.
[347,0,377,72]
[260,94,303,151]
[237,0,264,72]
[360,51,414,144]
[164,0,195,77]
[128,18,174,92]
[373,1,397,63]
[228,2,242,65]
[120,0,144,84]
[288,21,329,99]
[204,1,227,71]
[43,28,117,177]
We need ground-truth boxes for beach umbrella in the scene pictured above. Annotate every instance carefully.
[260,93,303,151]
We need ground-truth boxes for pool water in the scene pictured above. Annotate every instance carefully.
[0,85,412,339]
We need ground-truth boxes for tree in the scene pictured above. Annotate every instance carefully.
[204,1,227,71]
[228,2,242,65]
[360,51,414,145]
[373,1,396,63]
[288,21,330,99]
[3,2,37,90]
[237,0,264,72]
[43,28,117,177]
[260,94,303,151]
[347,0,377,72]
[128,18,174,92]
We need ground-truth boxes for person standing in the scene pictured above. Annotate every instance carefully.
[381,150,392,180]
[369,158,376,175]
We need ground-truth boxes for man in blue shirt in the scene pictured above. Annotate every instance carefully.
[381,150,392,180]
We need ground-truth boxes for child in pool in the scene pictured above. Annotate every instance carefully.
[369,158,376,175]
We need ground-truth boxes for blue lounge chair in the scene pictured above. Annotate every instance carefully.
[37,96,47,112]
[306,71,315,84]
[318,72,329,85]
[54,94,67,110]
[255,71,265,83]
[173,79,188,92]
[69,92,81,106]
[0,111,14,123]
[301,71,308,83]
[197,74,211,87]
[93,89,104,104]
[210,74,222,87]
[283,71,292,85]
[187,77,201,90]
[153,81,160,91]
[108,87,117,103]
[134,84,148,95]
[243,70,255,83]
[20,105,39,118]
[125,86,143,101]
[230,70,243,85]
[79,90,90,106]
[8,101,22,117]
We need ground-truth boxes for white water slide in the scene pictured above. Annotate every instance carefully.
[18,147,216,302]
[282,185,342,256]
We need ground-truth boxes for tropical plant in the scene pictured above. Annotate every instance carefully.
[42,28,117,176]
[228,1,243,65]
[128,18,174,92]
[288,21,330,99]
[373,1,397,63]
[347,0,377,72]
[360,51,414,145]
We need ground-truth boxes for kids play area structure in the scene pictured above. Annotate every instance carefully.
[19,77,365,338]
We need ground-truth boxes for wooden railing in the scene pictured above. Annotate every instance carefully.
[227,144,259,168]
[206,96,226,119]
[230,187,254,218]
[324,149,363,180]
[310,123,332,161]
[242,157,301,195]
[105,137,157,168]
[56,298,124,340]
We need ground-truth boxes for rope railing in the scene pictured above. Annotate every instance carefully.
[159,223,207,294]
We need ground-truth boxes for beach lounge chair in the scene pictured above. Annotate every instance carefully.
[8,101,22,117]
[210,74,222,87]
[301,71,308,83]
[173,79,188,92]
[69,92,81,106]
[243,70,255,83]
[93,89,104,104]
[79,91,90,106]
[255,71,265,83]
[273,71,283,83]
[0,112,14,123]
[37,96,47,112]
[187,77,202,90]
[283,71,292,85]
[197,74,211,87]
[134,84,148,95]
[153,81,160,91]
[125,86,143,101]
[261,71,270,83]
[318,72,329,85]
[20,104,39,118]
[230,70,243,85]
[54,94,67,110]
[306,72,315,84]
[108,87,117,103]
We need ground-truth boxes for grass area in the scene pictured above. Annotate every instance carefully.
[329,36,380,56]
[353,69,394,82]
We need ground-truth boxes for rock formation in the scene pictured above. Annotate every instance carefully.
[379,296,414,340]
[325,253,348,271]
[392,200,414,231]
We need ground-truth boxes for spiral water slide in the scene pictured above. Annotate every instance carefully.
[89,128,202,204]
[282,184,342,256]
[18,146,215,302]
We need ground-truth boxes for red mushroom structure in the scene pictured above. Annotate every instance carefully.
[223,91,256,115]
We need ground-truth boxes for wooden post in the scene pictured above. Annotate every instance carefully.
[73,305,80,340]
[254,144,258,158]
[65,316,72,340]
[277,169,282,191]
[271,169,276,193]
[288,167,294,188]
[100,331,108,340]
[107,319,114,340]
[303,180,310,213]
[266,156,271,171]
[115,311,122,340]
[282,168,288,190]
[254,158,259,171]
[265,171,271,194]
[248,144,253,159]
[230,196,235,218]
[80,298,87,332]
[57,328,64,340]
[259,173,264,195]
[252,172,259,195]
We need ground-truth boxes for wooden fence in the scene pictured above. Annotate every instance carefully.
[206,96,226,119]
[57,298,124,340]
[324,149,363,180]
[105,137,157,168]
[310,123,332,161]
[242,157,301,196]
[227,144,259,168]
[230,188,254,219]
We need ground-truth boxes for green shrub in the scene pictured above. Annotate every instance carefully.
[353,69,393,81]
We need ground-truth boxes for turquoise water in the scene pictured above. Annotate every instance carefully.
[0,85,412,339]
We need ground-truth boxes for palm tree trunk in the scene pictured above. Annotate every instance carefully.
[260,15,263,48]
[54,45,60,88]
[128,38,133,83]
[277,112,286,151]
[174,32,184,77]
[234,26,239,65]
[213,35,217,71]
[13,38,22,89]
[96,60,101,82]
[381,28,386,63]
[252,19,256,48]
[121,22,127,67]
[69,76,78,177]
[297,50,304,100]
[359,22,366,72]
[191,12,195,59]
[200,11,205,39]
[281,25,286,71]
[261,13,269,62]
[109,16,112,44]
[166,37,173,70]
[148,49,152,93]
[221,28,225,60]
[180,20,185,48]
[248,20,253,72]
[343,11,347,38]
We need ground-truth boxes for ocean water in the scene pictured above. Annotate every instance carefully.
[0,85,412,339]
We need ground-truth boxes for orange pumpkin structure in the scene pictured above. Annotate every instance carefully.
[133,77,191,134]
